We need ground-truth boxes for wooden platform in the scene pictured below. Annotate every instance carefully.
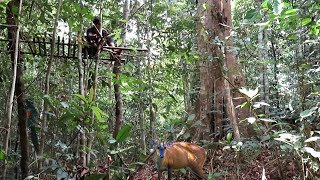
[0,36,147,63]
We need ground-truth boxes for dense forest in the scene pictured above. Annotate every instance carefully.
[0,0,319,179]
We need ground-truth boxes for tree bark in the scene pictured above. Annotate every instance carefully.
[136,22,146,154]
[77,1,87,166]
[258,26,270,117]
[270,32,279,109]
[3,0,23,178]
[112,58,123,138]
[112,0,130,138]
[8,0,29,178]
[39,0,62,169]
[223,0,248,138]
[194,0,242,141]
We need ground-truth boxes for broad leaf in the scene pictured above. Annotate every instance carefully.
[284,8,299,15]
[245,9,258,20]
[304,147,320,158]
[0,150,5,161]
[260,118,276,123]
[84,174,107,180]
[116,124,132,143]
[191,120,202,128]
[247,117,256,124]
[88,88,94,102]
[300,109,313,118]
[305,137,320,143]
[110,146,134,155]
[92,106,103,122]
[187,114,196,121]
[301,18,312,26]
[73,94,88,104]
[239,87,259,99]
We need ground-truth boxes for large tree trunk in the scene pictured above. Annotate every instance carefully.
[222,0,248,138]
[194,0,242,141]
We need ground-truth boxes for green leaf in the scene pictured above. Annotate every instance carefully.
[43,95,56,112]
[300,109,313,118]
[72,94,88,104]
[88,88,94,102]
[92,106,103,122]
[179,168,187,174]
[60,112,75,121]
[301,18,312,26]
[240,101,248,108]
[183,133,191,139]
[254,21,270,27]
[116,38,123,46]
[191,120,202,128]
[84,174,107,180]
[110,146,134,154]
[284,9,299,15]
[187,114,196,121]
[0,149,5,160]
[119,19,128,23]
[202,2,209,10]
[245,9,258,20]
[116,124,132,143]
[260,135,271,142]
[165,88,178,102]
[226,132,233,142]
[74,3,81,13]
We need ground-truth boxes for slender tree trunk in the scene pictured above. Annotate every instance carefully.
[39,0,62,169]
[121,0,130,46]
[136,23,146,154]
[16,59,29,179]
[3,0,22,178]
[7,0,29,178]
[112,58,123,138]
[147,59,155,140]
[138,103,146,153]
[270,32,279,109]
[258,26,270,117]
[181,59,191,112]
[77,1,86,166]
[113,0,130,138]
[85,2,104,166]
[12,0,29,176]
[78,20,85,95]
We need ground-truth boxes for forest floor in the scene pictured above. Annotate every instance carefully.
[132,144,310,180]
